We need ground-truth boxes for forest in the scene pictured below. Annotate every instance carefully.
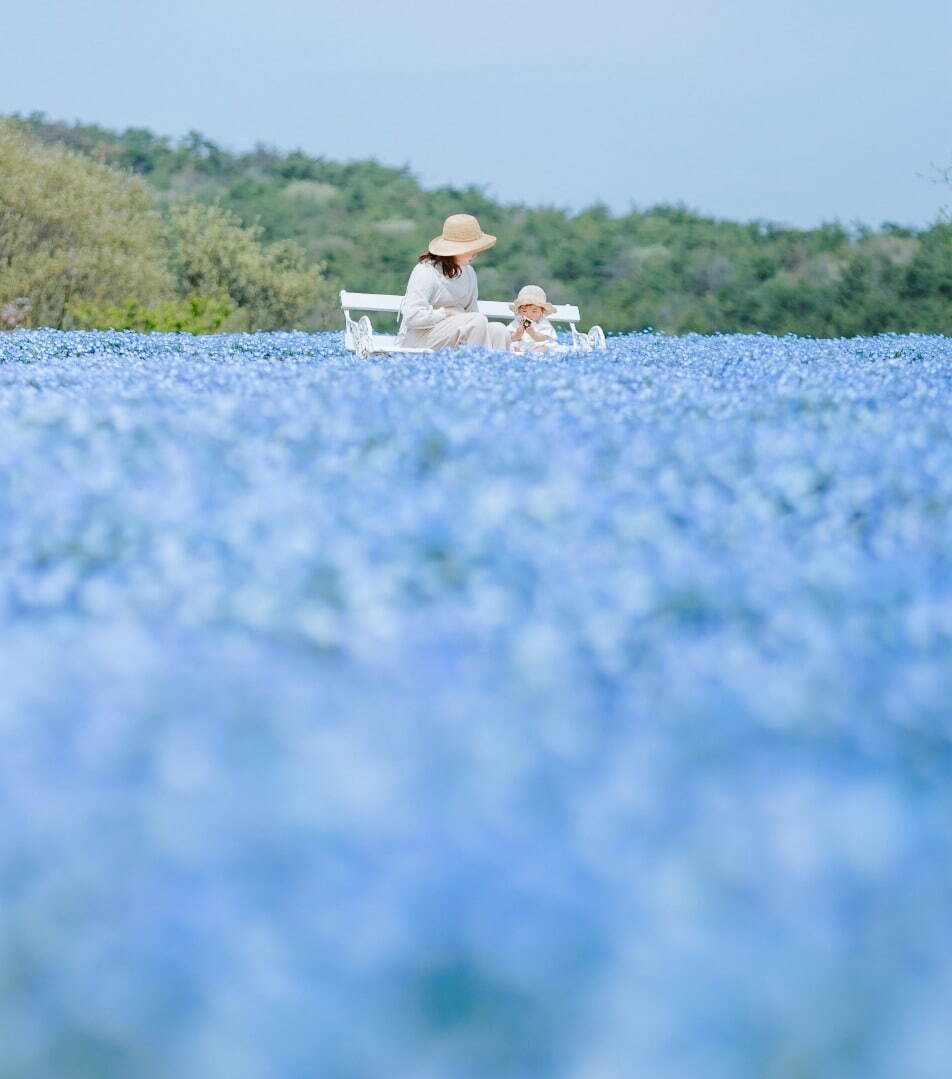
[3,112,950,335]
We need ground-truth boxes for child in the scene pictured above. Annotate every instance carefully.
[508,285,559,354]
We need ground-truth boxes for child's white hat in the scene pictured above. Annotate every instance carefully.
[510,285,556,315]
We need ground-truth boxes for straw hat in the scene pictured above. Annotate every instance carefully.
[510,284,556,315]
[428,213,497,257]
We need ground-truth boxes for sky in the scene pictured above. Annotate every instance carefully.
[2,0,949,228]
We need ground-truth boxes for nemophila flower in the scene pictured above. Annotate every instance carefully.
[0,329,951,1077]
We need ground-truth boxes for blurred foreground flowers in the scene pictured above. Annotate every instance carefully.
[1,330,950,1077]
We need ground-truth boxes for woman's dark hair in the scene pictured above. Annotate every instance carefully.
[417,251,461,279]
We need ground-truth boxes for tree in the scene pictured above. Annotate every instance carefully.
[0,122,171,327]
[164,200,333,330]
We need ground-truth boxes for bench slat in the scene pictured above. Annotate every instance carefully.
[341,291,581,323]
[477,300,581,322]
[341,292,404,314]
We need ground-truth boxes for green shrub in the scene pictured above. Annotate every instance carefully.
[164,200,332,330]
[0,122,171,328]
[69,294,234,333]
[1,120,333,333]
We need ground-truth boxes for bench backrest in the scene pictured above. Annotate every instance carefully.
[341,290,581,324]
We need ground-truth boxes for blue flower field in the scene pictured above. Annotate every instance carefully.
[1,329,951,1077]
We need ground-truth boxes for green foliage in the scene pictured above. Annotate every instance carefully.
[163,200,332,330]
[0,120,171,328]
[69,293,234,333]
[1,118,332,332]
[6,114,952,335]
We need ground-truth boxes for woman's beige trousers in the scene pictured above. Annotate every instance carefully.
[402,313,510,351]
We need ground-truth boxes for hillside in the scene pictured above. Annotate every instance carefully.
[9,113,952,335]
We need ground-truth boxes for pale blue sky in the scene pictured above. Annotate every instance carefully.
[2,0,949,227]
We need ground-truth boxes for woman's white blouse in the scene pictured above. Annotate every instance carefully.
[397,262,479,340]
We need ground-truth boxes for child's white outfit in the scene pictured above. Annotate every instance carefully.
[508,315,559,353]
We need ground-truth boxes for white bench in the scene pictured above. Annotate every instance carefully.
[341,290,606,357]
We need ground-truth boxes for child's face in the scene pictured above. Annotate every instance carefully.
[518,304,544,322]
[455,252,477,266]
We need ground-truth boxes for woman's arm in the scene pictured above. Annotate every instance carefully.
[464,266,479,314]
[400,264,450,329]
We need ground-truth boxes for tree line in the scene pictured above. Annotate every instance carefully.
[3,112,950,335]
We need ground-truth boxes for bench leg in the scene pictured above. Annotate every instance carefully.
[343,311,375,357]
[356,316,374,358]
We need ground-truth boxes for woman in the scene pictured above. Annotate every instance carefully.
[396,214,510,351]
